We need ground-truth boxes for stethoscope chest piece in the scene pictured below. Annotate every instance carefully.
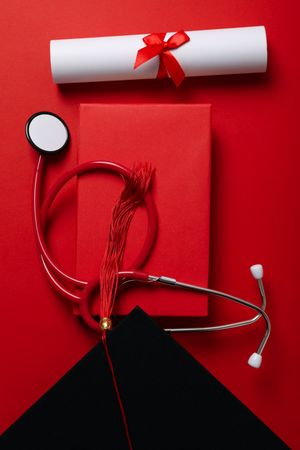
[25,111,69,154]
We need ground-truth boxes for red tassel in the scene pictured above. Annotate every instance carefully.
[99,163,153,450]
[99,163,154,322]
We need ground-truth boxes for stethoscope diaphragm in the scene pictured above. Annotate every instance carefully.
[25,111,69,154]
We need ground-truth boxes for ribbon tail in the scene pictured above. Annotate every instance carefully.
[157,57,169,79]
[161,51,186,87]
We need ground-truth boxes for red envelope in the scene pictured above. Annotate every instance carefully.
[77,104,211,317]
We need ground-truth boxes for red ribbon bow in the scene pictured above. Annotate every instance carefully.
[134,31,190,87]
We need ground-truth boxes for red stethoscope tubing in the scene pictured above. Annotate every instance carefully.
[33,155,158,329]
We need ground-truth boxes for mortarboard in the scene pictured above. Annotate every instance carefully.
[2,306,288,450]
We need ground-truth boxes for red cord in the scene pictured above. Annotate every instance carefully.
[102,331,134,450]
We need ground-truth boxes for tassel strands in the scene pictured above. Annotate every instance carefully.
[99,162,154,323]
[98,162,154,450]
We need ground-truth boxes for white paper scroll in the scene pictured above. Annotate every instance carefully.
[50,26,267,84]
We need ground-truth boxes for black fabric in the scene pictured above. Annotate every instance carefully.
[2,307,288,450]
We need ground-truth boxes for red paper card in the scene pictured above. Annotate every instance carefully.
[77,104,211,316]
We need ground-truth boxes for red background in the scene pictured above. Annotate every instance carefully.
[0,0,299,447]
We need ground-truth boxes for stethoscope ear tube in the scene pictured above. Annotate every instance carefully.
[155,272,270,368]
[33,154,159,301]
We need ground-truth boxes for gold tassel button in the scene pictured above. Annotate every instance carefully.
[100,317,112,331]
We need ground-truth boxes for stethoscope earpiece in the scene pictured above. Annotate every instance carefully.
[250,264,263,280]
[248,352,263,368]
[25,112,69,154]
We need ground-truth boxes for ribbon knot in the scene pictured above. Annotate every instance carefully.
[134,31,190,87]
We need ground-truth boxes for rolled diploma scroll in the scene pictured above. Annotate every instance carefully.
[50,26,267,84]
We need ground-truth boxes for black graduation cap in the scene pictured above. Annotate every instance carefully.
[2,307,288,450]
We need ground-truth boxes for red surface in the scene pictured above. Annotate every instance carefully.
[0,1,299,448]
[77,104,210,317]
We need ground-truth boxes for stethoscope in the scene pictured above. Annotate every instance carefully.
[26,111,271,369]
